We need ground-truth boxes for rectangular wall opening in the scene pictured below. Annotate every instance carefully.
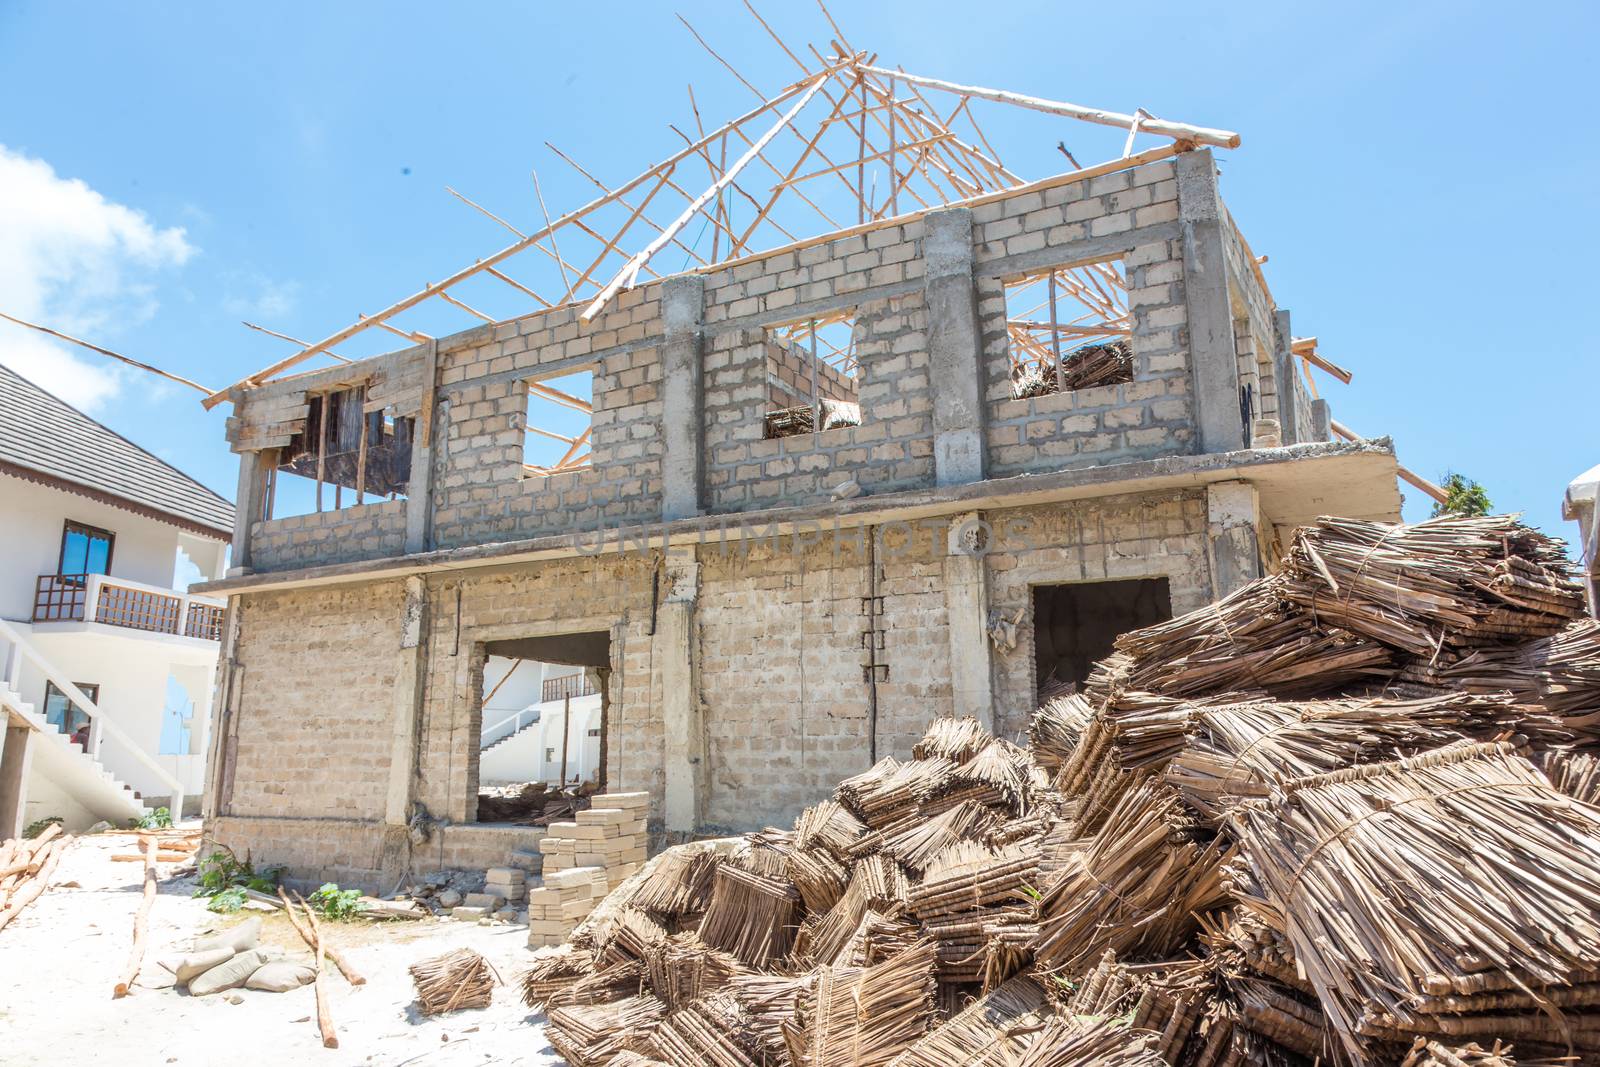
[266,384,413,518]
[522,368,593,477]
[473,630,610,824]
[762,310,861,439]
[1032,577,1171,696]
[1003,261,1133,399]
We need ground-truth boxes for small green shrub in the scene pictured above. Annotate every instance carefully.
[208,886,247,913]
[136,807,173,830]
[193,848,282,904]
[308,882,366,922]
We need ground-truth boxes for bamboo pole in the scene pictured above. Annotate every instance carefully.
[112,836,157,997]
[1329,420,1448,504]
[582,68,837,322]
[240,322,354,364]
[203,58,857,406]
[294,892,340,1048]
[855,64,1241,148]
[0,312,215,394]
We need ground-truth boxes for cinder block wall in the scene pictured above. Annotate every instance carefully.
[231,154,1256,575]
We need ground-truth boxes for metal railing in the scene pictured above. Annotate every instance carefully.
[0,616,185,816]
[541,673,598,703]
[32,573,225,641]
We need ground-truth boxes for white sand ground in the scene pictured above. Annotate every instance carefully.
[0,830,564,1066]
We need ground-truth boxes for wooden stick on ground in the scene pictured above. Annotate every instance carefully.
[277,887,366,986]
[293,891,339,1049]
[113,836,158,997]
[0,834,72,934]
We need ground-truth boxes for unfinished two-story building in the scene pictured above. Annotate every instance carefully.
[194,43,1407,888]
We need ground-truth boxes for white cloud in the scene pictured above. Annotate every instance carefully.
[0,145,195,411]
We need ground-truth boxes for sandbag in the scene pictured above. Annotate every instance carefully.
[245,961,317,992]
[188,949,271,996]
[194,916,262,954]
[174,947,235,986]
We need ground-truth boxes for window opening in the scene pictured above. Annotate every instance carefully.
[1004,261,1133,399]
[59,521,114,581]
[523,369,594,476]
[762,310,861,439]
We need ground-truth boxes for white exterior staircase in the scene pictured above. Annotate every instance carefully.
[1,618,179,825]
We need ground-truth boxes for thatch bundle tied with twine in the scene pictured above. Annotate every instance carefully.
[409,948,497,1015]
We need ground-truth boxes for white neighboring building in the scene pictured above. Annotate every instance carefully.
[478,658,603,787]
[1567,463,1600,617]
[0,363,233,835]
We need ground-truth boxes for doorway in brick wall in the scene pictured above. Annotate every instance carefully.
[473,630,610,825]
[1032,578,1171,699]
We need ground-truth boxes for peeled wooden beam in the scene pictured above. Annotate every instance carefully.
[583,67,839,322]
[0,835,70,934]
[240,322,354,364]
[293,892,340,1047]
[856,64,1240,148]
[278,887,366,986]
[1290,337,1354,384]
[0,312,215,394]
[113,837,158,997]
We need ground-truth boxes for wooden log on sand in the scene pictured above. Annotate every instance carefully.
[113,837,158,997]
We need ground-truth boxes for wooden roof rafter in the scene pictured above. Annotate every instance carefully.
[208,3,1242,408]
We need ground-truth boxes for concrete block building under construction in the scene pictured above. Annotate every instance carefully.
[193,34,1414,889]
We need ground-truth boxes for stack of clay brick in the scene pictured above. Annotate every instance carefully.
[536,791,649,889]
[525,866,610,947]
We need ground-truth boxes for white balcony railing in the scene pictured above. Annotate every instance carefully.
[32,573,225,641]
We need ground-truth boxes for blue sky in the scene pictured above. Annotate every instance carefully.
[0,1,1594,547]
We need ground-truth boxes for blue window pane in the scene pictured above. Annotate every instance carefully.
[85,535,110,574]
[60,526,111,576]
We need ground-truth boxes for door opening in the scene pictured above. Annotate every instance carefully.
[1032,578,1171,698]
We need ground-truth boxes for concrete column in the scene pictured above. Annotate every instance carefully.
[1176,150,1245,456]
[660,275,706,521]
[922,207,987,487]
[384,576,428,826]
[1310,398,1332,443]
[0,722,34,841]
[227,450,269,576]
[1273,309,1301,446]
[405,339,442,555]
[943,512,995,731]
[1206,480,1264,599]
[658,549,703,834]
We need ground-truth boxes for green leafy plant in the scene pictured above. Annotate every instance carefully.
[23,816,63,839]
[193,847,282,906]
[307,882,366,922]
[208,886,247,914]
[1431,472,1492,518]
[136,807,173,830]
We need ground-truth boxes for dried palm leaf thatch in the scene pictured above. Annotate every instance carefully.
[788,845,849,914]
[642,932,748,1012]
[1544,750,1600,805]
[547,959,647,1009]
[909,841,1038,920]
[1410,620,1600,736]
[878,799,1004,874]
[607,1053,673,1067]
[595,907,670,968]
[547,993,667,1067]
[521,943,591,1009]
[1225,975,1330,1060]
[1400,1036,1580,1067]
[1164,692,1542,821]
[1032,781,1234,972]
[1226,741,1600,1062]
[833,909,924,969]
[914,715,995,763]
[922,905,1036,983]
[1030,694,1097,774]
[1107,577,1397,700]
[792,799,868,860]
[884,973,1052,1066]
[785,941,938,1067]
[1006,1012,1167,1067]
[1012,339,1134,400]
[733,836,792,880]
[948,739,1035,813]
[644,993,765,1067]
[1279,516,1584,657]
[409,948,497,1015]
[796,854,911,965]
[1055,951,1212,1064]
[726,969,825,1061]
[838,756,960,830]
[629,847,720,919]
[699,863,801,968]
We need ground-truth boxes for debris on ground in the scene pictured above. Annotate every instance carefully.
[0,821,73,933]
[518,514,1599,1066]
[477,781,597,825]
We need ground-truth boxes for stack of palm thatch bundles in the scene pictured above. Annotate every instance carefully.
[409,948,497,1015]
[522,514,1600,1066]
